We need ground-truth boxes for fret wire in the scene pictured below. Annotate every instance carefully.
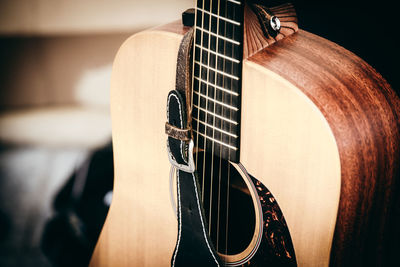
[195,60,239,81]
[197,7,241,26]
[227,0,241,5]
[194,76,239,96]
[193,91,239,111]
[192,117,238,138]
[195,26,240,45]
[193,104,238,125]
[195,44,240,64]
[193,129,238,150]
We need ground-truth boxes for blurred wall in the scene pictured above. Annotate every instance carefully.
[0,0,194,147]
[0,0,194,110]
[0,34,128,109]
[0,0,193,35]
[0,1,194,266]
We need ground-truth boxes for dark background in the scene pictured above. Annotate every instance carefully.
[286,1,399,265]
[280,0,398,95]
[292,1,399,265]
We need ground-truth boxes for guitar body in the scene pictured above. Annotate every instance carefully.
[90,20,400,266]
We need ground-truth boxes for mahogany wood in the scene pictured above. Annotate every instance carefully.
[243,3,298,58]
[248,29,400,266]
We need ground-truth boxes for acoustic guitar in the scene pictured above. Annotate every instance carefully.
[90,0,400,266]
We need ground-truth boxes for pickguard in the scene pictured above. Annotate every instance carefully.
[245,174,297,266]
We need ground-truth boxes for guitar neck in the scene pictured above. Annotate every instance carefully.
[191,0,244,163]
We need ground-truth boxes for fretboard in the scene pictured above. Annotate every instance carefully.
[191,0,244,163]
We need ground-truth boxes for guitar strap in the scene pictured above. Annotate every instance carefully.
[165,28,222,267]
[165,3,297,266]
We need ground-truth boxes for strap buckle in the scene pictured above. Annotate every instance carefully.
[167,139,195,173]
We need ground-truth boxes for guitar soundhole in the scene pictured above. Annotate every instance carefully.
[195,151,258,257]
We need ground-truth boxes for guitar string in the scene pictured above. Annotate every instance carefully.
[210,0,236,256]
[209,0,235,250]
[211,0,222,252]
[191,0,198,170]
[225,0,238,256]
[193,0,240,257]
[202,0,214,234]
[194,0,205,202]
[211,0,239,254]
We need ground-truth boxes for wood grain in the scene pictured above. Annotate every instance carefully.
[243,3,298,59]
[90,28,342,266]
[90,30,182,266]
[91,19,400,267]
[248,30,400,266]
[240,60,341,266]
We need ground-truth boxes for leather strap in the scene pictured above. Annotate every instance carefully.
[166,29,221,267]
[175,27,194,139]
[165,29,194,166]
[166,90,190,166]
[165,122,191,142]
[172,171,221,267]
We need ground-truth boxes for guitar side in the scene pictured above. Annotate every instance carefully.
[90,21,400,266]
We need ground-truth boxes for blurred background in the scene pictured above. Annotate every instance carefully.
[0,0,398,267]
[0,1,192,266]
